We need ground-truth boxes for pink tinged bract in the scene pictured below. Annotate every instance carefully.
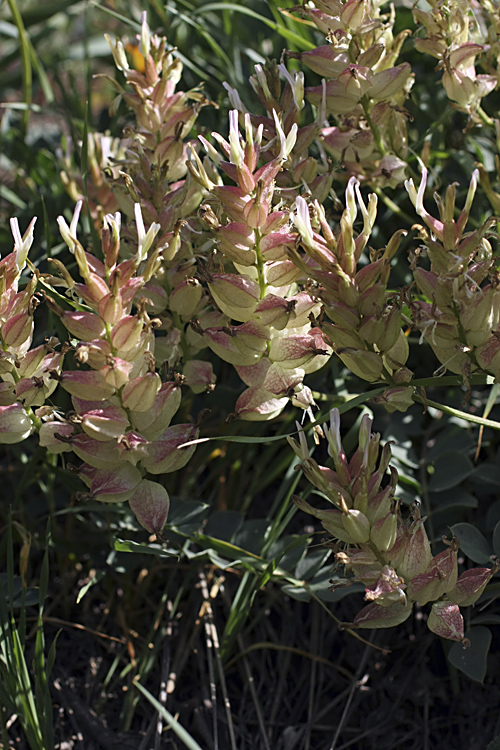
[61,311,106,341]
[116,431,150,466]
[59,370,116,401]
[406,544,458,606]
[234,386,288,421]
[71,433,122,469]
[80,404,130,442]
[121,372,161,412]
[2,312,33,349]
[110,315,143,353]
[364,565,407,607]
[182,361,216,395]
[446,566,498,607]
[100,357,134,389]
[208,273,260,323]
[0,403,33,443]
[396,518,432,580]
[39,422,74,454]
[204,327,263,367]
[269,329,331,370]
[141,423,199,474]
[130,381,182,438]
[80,463,143,503]
[427,602,465,642]
[349,599,413,630]
[129,479,170,535]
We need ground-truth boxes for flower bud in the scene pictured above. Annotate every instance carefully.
[342,599,413,630]
[100,357,134,389]
[130,382,182,439]
[218,223,257,266]
[77,402,130,441]
[406,541,459,606]
[342,508,371,543]
[208,273,260,323]
[427,602,465,643]
[71,433,122,469]
[337,349,384,382]
[2,312,33,350]
[341,0,366,30]
[370,63,412,101]
[98,292,123,326]
[59,370,116,401]
[291,495,357,544]
[129,479,170,535]
[169,278,203,317]
[0,382,17,406]
[265,260,302,287]
[61,311,106,341]
[372,386,415,414]
[141,423,199,474]
[204,327,263,367]
[80,463,142,503]
[39,421,74,453]
[111,315,144,353]
[370,512,398,552]
[0,403,33,443]
[446,564,498,607]
[269,329,331,370]
[121,372,161,412]
[396,518,432,580]
[234,386,288,421]
[299,46,349,78]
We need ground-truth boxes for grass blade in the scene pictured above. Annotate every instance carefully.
[134,681,204,750]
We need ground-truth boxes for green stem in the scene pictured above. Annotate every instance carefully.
[6,0,32,137]
[476,105,494,128]
[413,392,500,430]
[171,309,192,361]
[361,95,385,157]
[254,228,267,300]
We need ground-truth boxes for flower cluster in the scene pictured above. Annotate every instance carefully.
[413,0,497,122]
[188,106,333,420]
[1,207,199,536]
[0,218,64,442]
[290,0,413,185]
[290,180,410,387]
[289,408,498,642]
[61,13,216,394]
[406,167,500,382]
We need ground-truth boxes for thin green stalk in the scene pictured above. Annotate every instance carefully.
[6,0,32,136]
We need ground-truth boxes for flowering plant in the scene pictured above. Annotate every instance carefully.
[3,2,500,660]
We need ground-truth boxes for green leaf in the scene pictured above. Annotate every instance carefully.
[233,519,270,555]
[259,534,310,586]
[113,538,179,558]
[76,569,105,604]
[429,488,478,511]
[134,681,204,750]
[295,548,332,581]
[492,520,500,558]
[469,463,500,487]
[471,614,500,626]
[195,3,316,50]
[428,451,473,492]
[448,626,492,683]
[203,510,243,542]
[451,523,491,564]
[168,497,209,528]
